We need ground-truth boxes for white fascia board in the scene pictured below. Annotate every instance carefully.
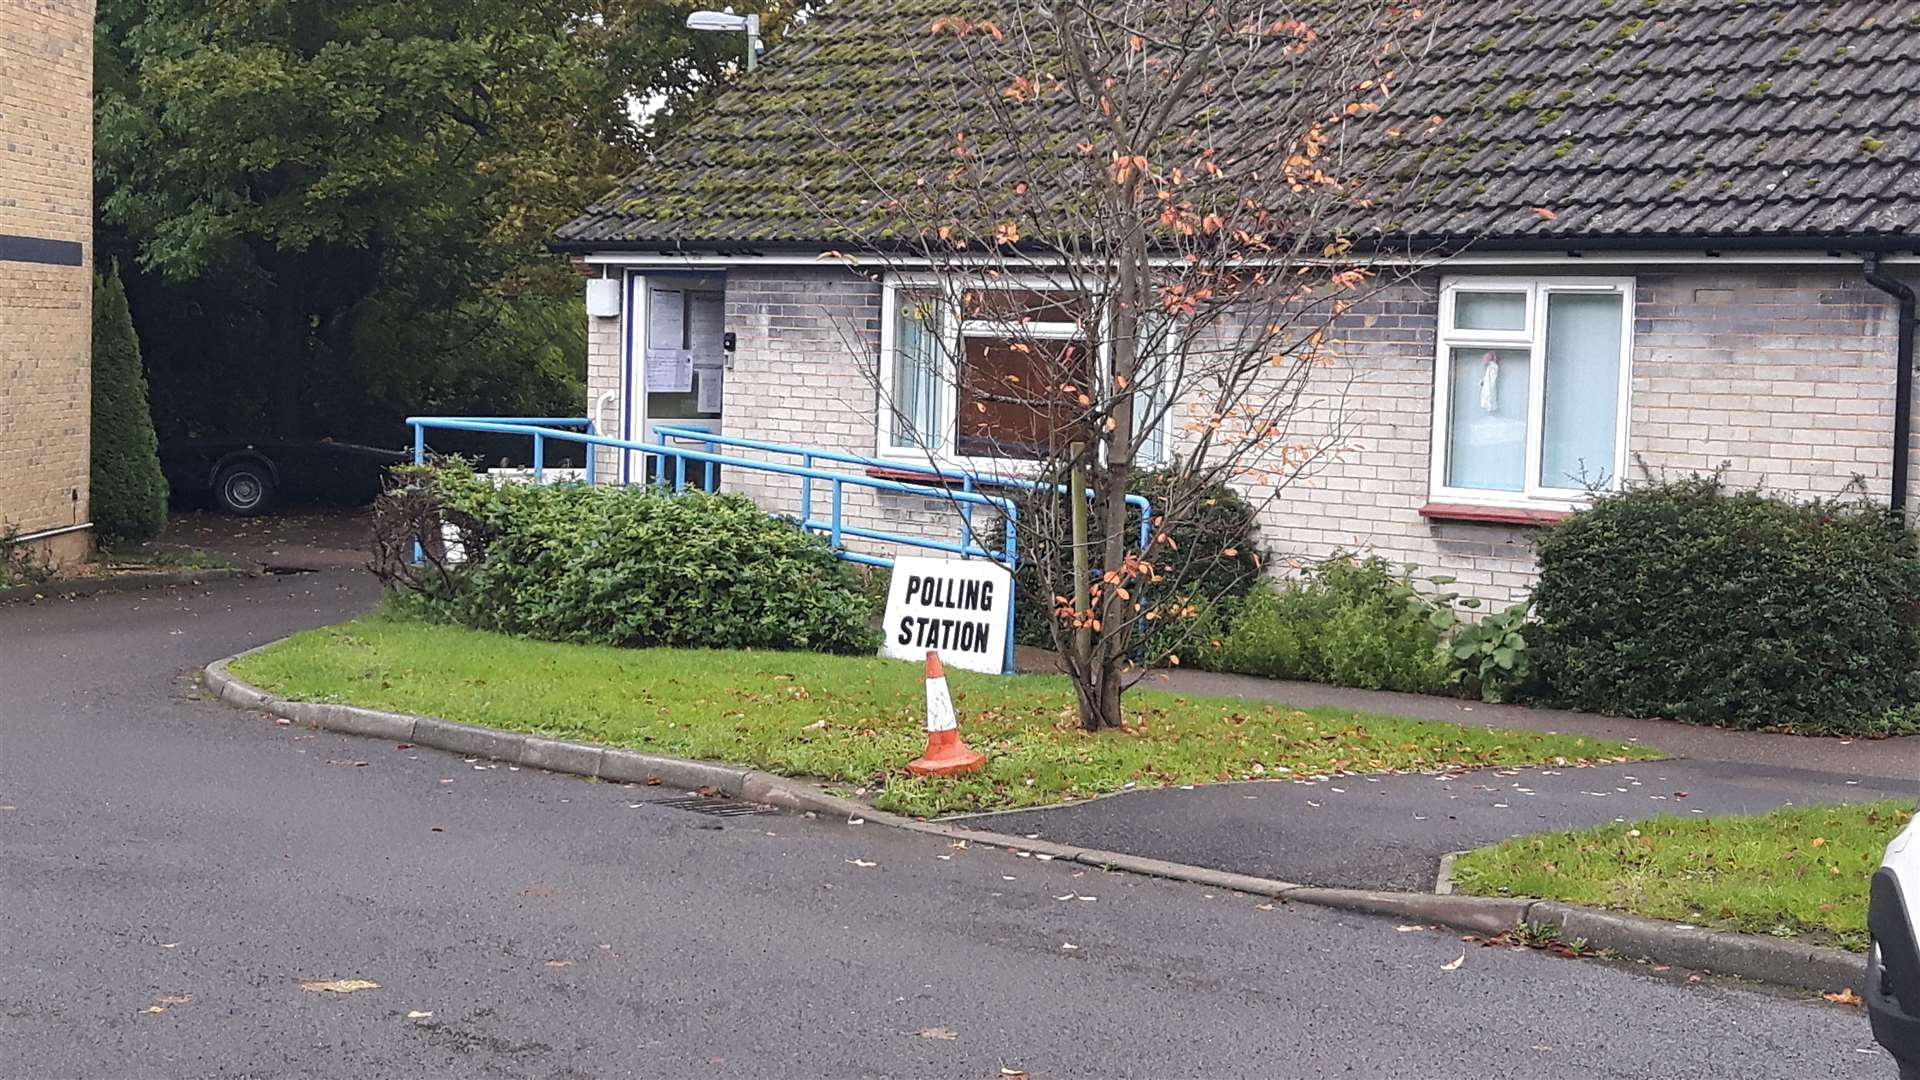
[579,249,1920,270]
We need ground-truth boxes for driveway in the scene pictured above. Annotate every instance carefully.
[0,573,1890,1078]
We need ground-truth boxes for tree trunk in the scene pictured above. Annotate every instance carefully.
[1074,224,1146,732]
[1073,658,1124,731]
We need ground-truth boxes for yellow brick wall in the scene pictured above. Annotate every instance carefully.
[0,0,94,562]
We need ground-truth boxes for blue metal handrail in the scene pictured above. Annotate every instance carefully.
[406,415,1026,672]
[653,423,1156,554]
[409,416,600,486]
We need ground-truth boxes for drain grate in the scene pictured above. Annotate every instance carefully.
[651,795,775,818]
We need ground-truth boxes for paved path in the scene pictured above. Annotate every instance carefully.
[969,759,1920,892]
[1146,666,1920,782]
[978,664,1920,891]
[0,570,1892,1077]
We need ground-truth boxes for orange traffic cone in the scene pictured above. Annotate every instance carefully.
[907,650,985,777]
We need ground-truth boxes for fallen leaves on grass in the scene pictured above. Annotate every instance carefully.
[300,979,380,994]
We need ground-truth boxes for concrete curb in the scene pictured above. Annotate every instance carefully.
[204,648,1868,995]
[1434,850,1463,896]
[1,566,249,606]
[1524,902,1865,993]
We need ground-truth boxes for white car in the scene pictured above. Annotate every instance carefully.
[1871,811,1920,1077]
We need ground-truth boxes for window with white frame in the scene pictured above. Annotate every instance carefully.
[1430,277,1633,508]
[881,279,1170,466]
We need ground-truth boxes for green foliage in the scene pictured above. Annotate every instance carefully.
[372,464,878,654]
[1193,556,1452,693]
[1446,602,1535,704]
[89,266,169,543]
[95,0,800,440]
[1453,799,1913,952]
[0,526,55,589]
[1533,476,1920,735]
[1010,467,1264,655]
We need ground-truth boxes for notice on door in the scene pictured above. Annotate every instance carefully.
[880,555,1012,675]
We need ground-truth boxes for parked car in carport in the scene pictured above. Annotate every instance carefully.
[159,438,408,515]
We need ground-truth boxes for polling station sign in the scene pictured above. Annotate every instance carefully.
[880,555,1013,675]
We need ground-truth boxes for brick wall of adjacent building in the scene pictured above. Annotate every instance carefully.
[0,0,94,567]
[585,262,1920,604]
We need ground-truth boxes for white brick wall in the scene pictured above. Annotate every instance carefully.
[584,262,1920,605]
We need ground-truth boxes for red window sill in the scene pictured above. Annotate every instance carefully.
[1419,502,1570,526]
[866,464,959,487]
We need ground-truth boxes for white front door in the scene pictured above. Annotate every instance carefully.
[623,273,726,486]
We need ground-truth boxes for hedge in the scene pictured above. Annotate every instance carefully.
[1533,476,1920,735]
[1007,467,1264,656]
[371,464,878,654]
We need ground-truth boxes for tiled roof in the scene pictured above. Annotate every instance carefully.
[557,0,1920,251]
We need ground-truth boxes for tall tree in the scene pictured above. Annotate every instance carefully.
[823,1,1444,729]
[91,264,169,543]
[95,0,801,440]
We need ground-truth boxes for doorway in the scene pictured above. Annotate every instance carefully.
[624,274,726,487]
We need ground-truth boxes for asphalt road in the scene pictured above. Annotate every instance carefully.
[0,569,1894,1079]
[969,759,1920,892]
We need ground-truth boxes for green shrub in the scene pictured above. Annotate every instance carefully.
[90,265,168,542]
[1008,467,1264,656]
[1194,555,1452,693]
[371,464,879,654]
[1446,601,1535,703]
[1533,476,1920,735]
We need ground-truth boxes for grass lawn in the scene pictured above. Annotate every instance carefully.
[1450,801,1913,952]
[232,615,1658,817]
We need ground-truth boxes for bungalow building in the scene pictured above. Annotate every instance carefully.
[0,0,93,568]
[555,1,1920,606]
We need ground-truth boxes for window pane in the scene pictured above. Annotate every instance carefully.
[890,295,941,449]
[956,336,1090,459]
[959,288,1088,325]
[1539,292,1623,490]
[1134,317,1171,466]
[1454,291,1526,331]
[1445,346,1531,492]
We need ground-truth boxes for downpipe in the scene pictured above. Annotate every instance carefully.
[1864,254,1917,519]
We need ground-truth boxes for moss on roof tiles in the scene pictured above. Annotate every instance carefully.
[557,0,1920,247]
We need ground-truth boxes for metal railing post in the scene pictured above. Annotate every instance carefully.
[411,421,426,565]
[704,440,716,493]
[1003,509,1019,675]
[959,476,976,559]
[830,480,844,550]
[532,431,545,483]
[674,452,687,493]
[799,454,813,524]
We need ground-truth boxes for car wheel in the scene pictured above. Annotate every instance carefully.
[214,461,275,515]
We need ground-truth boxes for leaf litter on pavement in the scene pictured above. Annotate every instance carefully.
[300,978,380,994]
